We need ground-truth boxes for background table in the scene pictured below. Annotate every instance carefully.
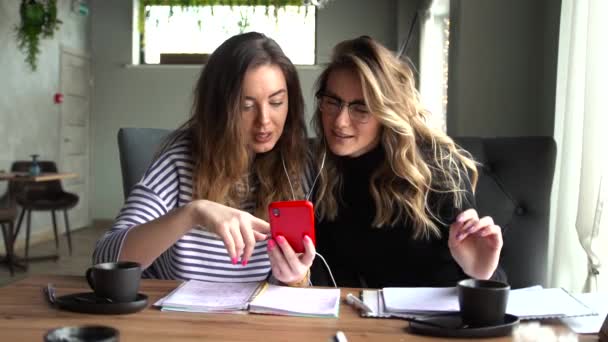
[0,275,593,341]
[0,172,78,182]
[0,172,78,272]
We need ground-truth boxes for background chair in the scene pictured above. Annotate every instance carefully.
[453,136,557,289]
[117,128,171,199]
[0,191,18,275]
[11,161,79,261]
[115,129,556,288]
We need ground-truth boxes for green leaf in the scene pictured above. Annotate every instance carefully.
[16,0,62,71]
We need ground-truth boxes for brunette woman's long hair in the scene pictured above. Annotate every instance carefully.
[163,32,307,219]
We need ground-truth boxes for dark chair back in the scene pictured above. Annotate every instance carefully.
[453,136,557,288]
[117,128,171,199]
[7,160,78,258]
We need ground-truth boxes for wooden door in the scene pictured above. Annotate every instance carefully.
[58,47,92,229]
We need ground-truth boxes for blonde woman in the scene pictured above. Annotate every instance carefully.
[94,32,314,286]
[310,36,504,288]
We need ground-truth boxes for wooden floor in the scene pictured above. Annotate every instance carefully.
[0,224,108,287]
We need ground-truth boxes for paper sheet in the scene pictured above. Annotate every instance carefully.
[249,285,340,317]
[508,287,597,319]
[373,286,596,320]
[383,287,459,313]
[560,292,608,334]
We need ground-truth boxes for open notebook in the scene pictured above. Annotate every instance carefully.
[155,280,340,318]
[361,286,597,320]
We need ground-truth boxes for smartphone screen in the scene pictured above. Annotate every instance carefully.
[268,200,315,253]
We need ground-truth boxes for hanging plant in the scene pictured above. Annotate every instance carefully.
[139,0,307,34]
[15,0,62,71]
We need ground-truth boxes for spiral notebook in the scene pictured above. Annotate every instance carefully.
[360,286,597,320]
[155,280,340,318]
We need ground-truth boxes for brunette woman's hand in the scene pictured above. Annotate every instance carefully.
[267,235,315,286]
[448,209,503,279]
[191,200,270,265]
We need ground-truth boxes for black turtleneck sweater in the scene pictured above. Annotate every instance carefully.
[311,145,504,288]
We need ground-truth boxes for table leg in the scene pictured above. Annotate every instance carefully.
[4,209,59,273]
[0,221,27,274]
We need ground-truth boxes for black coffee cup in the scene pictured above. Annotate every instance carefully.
[86,261,141,303]
[457,278,510,327]
[44,325,119,342]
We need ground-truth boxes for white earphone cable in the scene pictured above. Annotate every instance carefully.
[281,155,297,201]
[314,252,337,288]
[281,150,326,201]
[306,150,326,201]
[280,150,335,288]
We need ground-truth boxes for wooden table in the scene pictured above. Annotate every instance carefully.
[0,172,78,274]
[0,275,594,341]
[0,172,78,182]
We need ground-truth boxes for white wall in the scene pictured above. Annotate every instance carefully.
[89,0,398,220]
[446,0,561,137]
[0,0,89,250]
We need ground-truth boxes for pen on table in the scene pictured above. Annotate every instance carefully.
[333,331,348,342]
[43,283,56,305]
[345,293,373,314]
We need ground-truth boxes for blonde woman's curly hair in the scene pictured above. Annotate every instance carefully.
[313,36,478,239]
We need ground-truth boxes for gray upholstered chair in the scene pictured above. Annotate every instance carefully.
[116,130,557,289]
[117,128,171,199]
[453,137,557,289]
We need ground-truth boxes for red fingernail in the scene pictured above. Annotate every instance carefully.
[242,258,248,267]
[267,239,276,251]
[277,235,286,244]
[231,257,237,265]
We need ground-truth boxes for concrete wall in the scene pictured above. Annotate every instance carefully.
[0,0,90,251]
[2,0,562,224]
[89,0,398,219]
[447,0,561,137]
[396,0,425,77]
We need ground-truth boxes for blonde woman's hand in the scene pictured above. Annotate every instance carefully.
[267,235,316,286]
[191,200,270,266]
[448,209,503,279]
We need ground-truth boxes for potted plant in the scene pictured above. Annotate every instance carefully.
[15,0,62,71]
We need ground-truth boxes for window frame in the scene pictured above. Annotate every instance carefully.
[136,0,316,65]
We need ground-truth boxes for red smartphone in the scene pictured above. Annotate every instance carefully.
[268,200,316,254]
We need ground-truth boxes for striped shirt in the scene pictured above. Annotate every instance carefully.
[93,136,313,282]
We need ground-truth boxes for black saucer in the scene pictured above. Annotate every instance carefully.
[54,292,148,315]
[407,313,519,338]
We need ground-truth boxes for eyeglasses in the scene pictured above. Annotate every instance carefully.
[317,94,371,124]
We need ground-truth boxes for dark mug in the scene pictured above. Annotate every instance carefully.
[44,325,119,342]
[457,278,510,327]
[86,261,141,303]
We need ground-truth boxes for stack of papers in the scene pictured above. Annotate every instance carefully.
[361,286,597,320]
[156,280,340,318]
